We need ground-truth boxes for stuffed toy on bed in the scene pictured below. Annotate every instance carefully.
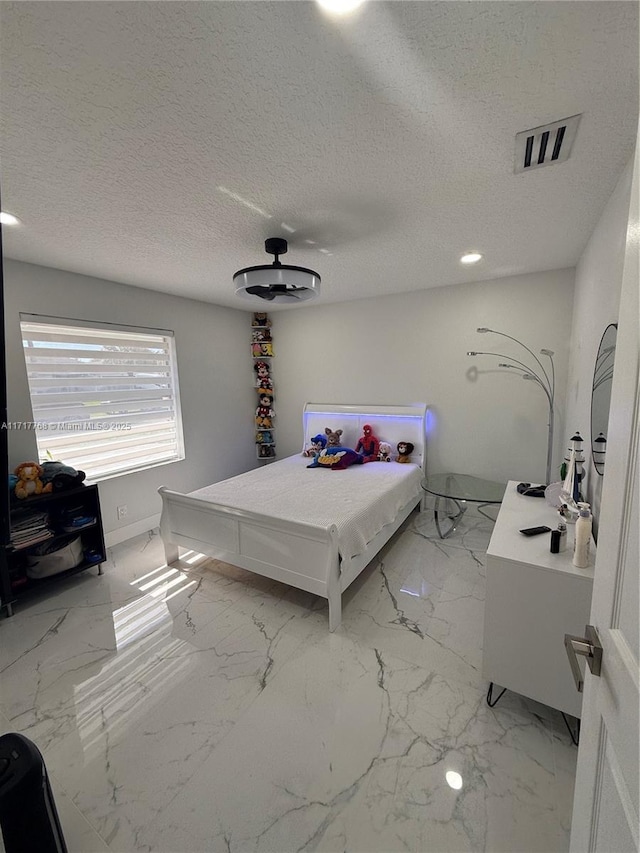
[396,441,415,463]
[377,442,392,462]
[355,424,380,463]
[307,447,364,470]
[303,434,327,457]
[324,427,343,447]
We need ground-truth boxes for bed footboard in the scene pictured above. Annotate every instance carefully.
[158,486,343,627]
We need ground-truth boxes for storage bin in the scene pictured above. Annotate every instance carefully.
[26,535,83,578]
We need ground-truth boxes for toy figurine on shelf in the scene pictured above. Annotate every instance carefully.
[251,327,272,343]
[258,444,276,459]
[261,342,274,357]
[255,394,275,429]
[252,341,274,358]
[256,430,274,445]
[254,360,273,390]
[252,312,272,328]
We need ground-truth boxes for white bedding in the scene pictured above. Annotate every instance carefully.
[188,454,422,564]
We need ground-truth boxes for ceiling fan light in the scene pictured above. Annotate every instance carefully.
[234,239,321,304]
[234,266,321,303]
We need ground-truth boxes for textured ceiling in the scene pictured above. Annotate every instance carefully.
[1,1,638,310]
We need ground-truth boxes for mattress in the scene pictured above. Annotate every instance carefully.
[188,454,423,563]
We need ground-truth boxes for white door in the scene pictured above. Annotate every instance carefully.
[569,137,639,852]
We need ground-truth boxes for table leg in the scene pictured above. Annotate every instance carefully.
[486,682,507,707]
[434,495,467,539]
[477,502,500,522]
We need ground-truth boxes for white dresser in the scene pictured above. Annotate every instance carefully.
[482,481,595,718]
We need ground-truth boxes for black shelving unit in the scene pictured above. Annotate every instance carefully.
[1,483,106,617]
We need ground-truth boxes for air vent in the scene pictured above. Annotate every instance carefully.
[515,114,581,174]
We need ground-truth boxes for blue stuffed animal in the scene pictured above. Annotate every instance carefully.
[307,447,364,470]
[303,433,327,458]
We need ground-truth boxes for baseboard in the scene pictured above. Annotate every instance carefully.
[104,514,161,548]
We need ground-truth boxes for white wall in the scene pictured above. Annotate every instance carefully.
[272,268,575,486]
[4,259,256,537]
[564,155,635,530]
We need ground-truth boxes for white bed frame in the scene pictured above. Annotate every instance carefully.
[158,403,428,631]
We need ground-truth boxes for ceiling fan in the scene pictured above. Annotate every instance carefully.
[233,238,321,304]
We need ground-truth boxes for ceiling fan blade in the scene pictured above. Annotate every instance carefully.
[245,283,308,301]
[273,284,306,295]
[246,286,276,301]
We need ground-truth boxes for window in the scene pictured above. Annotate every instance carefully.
[20,315,185,481]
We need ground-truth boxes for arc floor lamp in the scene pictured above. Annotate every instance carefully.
[468,327,555,485]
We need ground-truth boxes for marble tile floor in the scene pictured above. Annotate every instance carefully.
[0,509,577,853]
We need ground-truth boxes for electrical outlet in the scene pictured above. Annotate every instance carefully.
[117,505,128,520]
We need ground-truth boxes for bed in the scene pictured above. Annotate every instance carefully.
[158,403,428,630]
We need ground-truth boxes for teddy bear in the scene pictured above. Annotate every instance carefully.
[324,427,343,447]
[254,361,273,390]
[303,434,327,457]
[14,461,52,499]
[396,441,415,464]
[252,312,272,328]
[377,442,392,462]
[355,424,380,463]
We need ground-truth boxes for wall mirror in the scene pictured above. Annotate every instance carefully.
[591,323,617,475]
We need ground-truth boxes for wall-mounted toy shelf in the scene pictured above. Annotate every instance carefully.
[252,313,276,461]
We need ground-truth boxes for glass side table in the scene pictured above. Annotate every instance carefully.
[421,473,507,539]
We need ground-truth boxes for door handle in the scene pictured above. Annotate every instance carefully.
[564,624,603,693]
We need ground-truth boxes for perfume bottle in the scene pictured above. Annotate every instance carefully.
[558,521,567,552]
[550,521,568,554]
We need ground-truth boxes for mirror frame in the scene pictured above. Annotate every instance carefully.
[591,322,617,475]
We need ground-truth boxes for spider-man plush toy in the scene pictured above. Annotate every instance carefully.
[355,424,380,463]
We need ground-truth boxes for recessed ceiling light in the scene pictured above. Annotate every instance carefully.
[460,252,482,264]
[0,211,20,226]
[317,0,366,16]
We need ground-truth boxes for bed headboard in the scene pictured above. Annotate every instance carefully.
[302,403,429,474]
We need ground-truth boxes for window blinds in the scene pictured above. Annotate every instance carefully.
[20,318,184,482]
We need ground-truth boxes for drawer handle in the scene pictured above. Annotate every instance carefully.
[564,625,603,693]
